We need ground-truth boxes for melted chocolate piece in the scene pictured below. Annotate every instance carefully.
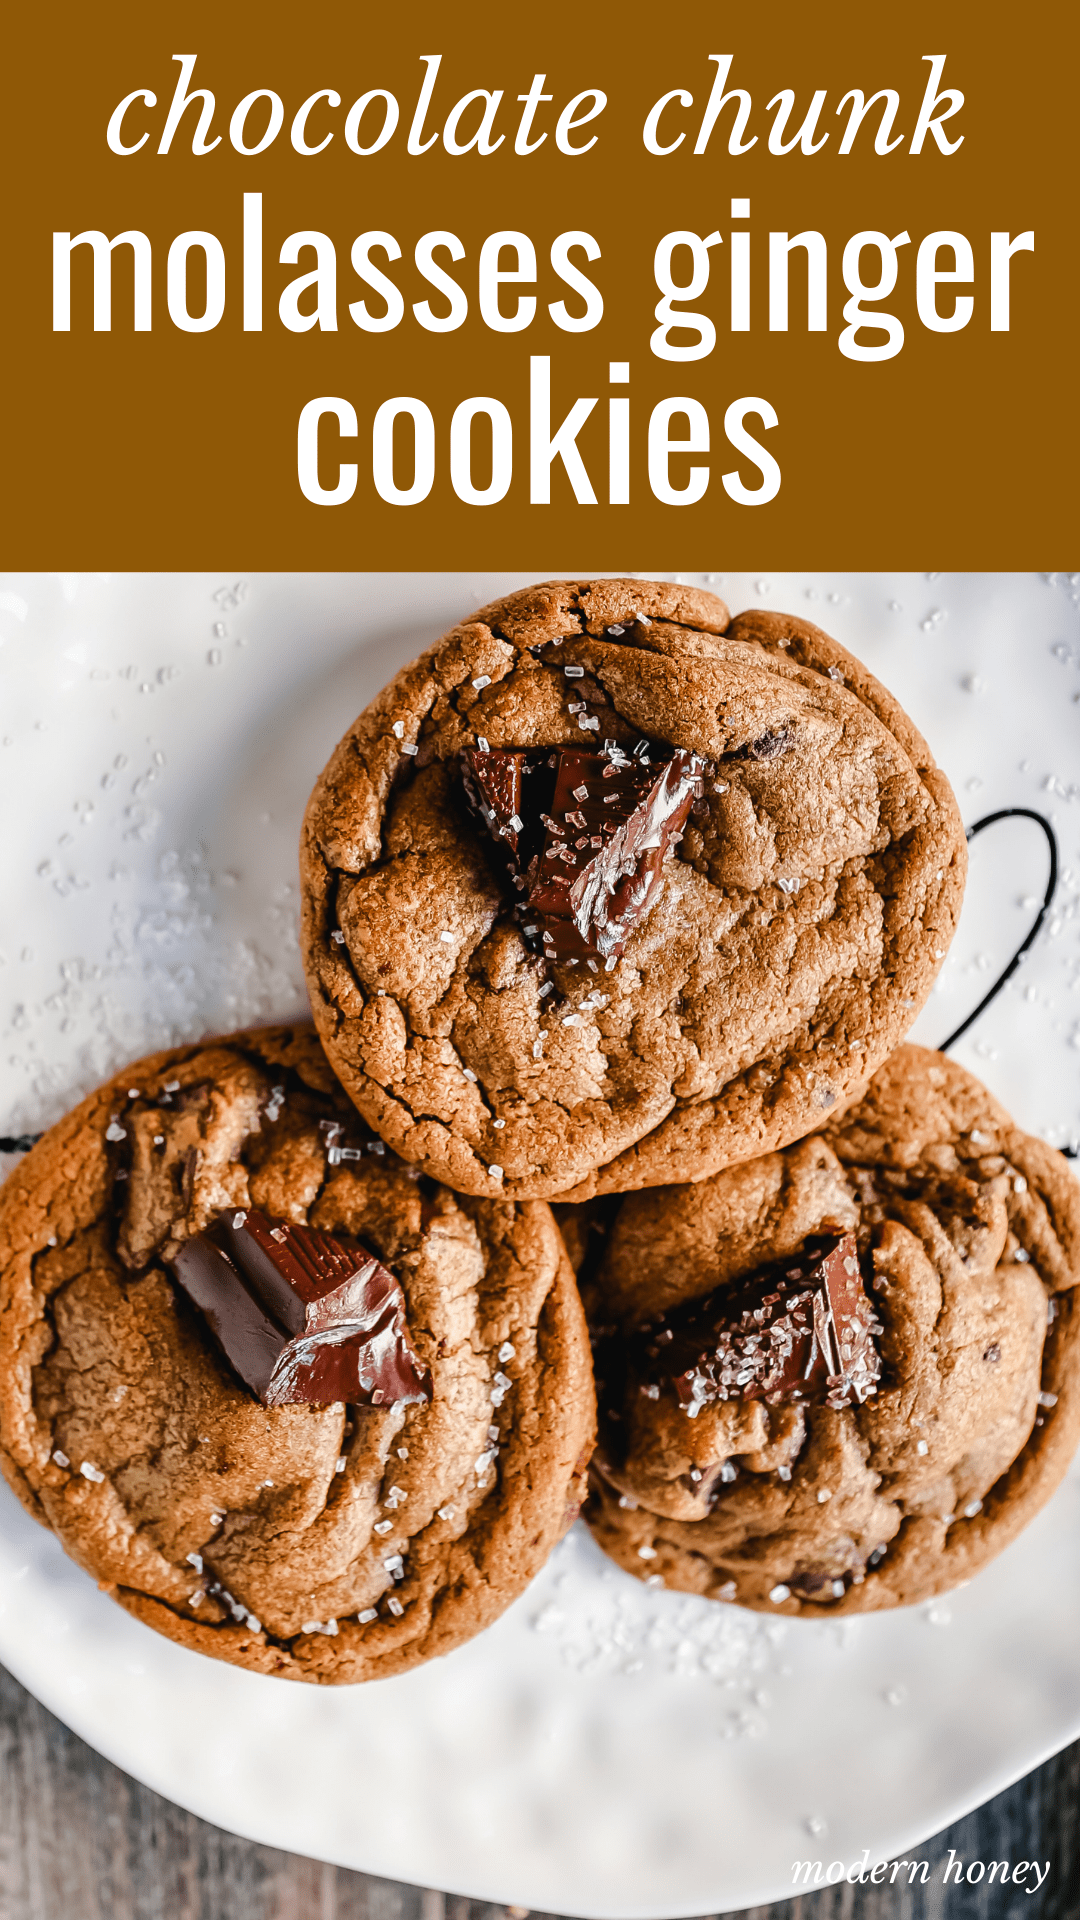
[462,749,527,858]
[463,743,705,961]
[790,1568,851,1600]
[170,1234,288,1402]
[640,1233,881,1413]
[727,726,794,762]
[461,748,555,888]
[170,1208,432,1410]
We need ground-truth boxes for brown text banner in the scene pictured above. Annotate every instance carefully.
[3,0,1073,566]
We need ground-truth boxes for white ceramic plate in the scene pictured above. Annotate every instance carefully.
[1,571,1079,1916]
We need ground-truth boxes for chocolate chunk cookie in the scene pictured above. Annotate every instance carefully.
[300,579,965,1200]
[583,1045,1080,1614]
[0,1027,594,1681]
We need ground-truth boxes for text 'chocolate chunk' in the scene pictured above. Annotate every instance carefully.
[169,1208,432,1410]
[643,1233,882,1414]
[463,743,706,960]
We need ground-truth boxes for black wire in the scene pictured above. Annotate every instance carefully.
[938,809,1059,1054]
[0,1134,42,1153]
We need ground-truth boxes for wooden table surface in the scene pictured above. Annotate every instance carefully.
[1,1660,1076,1920]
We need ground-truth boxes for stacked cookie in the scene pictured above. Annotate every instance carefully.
[1,578,1077,1679]
[301,577,964,1195]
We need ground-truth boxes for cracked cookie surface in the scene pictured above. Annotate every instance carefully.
[0,1027,594,1682]
[300,579,965,1200]
[582,1045,1080,1615]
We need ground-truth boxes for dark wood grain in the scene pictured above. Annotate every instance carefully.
[0,1659,1076,1920]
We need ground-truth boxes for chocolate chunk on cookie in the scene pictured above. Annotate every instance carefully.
[170,1208,432,1410]
[300,578,965,1200]
[584,1045,1080,1613]
[654,1232,881,1417]
[465,741,705,960]
[0,1028,594,1682]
